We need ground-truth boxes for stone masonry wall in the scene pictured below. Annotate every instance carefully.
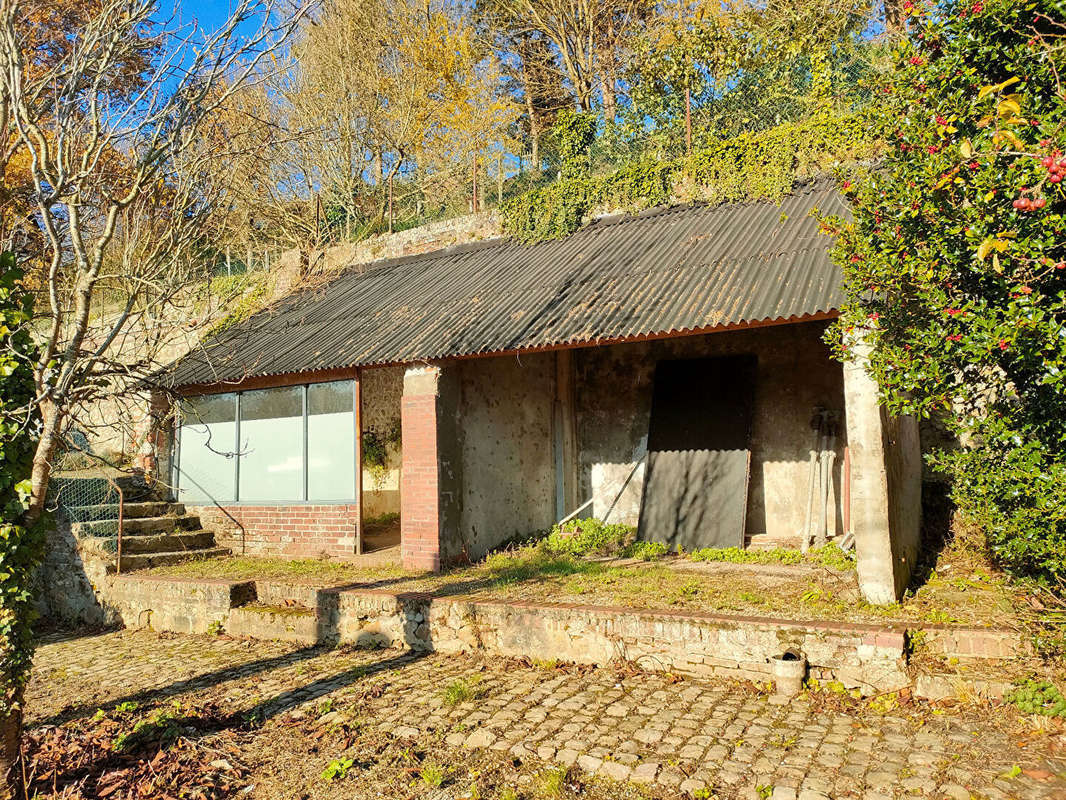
[105,576,921,694]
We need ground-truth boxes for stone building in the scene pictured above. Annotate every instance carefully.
[161,180,921,604]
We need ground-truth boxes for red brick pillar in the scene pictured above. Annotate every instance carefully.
[401,366,445,571]
[144,389,174,487]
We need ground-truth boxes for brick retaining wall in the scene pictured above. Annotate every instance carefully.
[193,505,365,560]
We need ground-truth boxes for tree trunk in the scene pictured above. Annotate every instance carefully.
[0,706,23,800]
[25,399,61,526]
[884,0,905,34]
[603,79,616,124]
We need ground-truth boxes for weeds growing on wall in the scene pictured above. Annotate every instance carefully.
[501,109,887,243]
[363,421,401,489]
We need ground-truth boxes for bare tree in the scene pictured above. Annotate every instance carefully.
[0,0,308,787]
[486,0,651,116]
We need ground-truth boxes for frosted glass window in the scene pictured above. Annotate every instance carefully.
[178,394,236,503]
[307,381,356,500]
[238,387,304,502]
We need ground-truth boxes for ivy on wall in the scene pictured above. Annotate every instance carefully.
[500,110,887,243]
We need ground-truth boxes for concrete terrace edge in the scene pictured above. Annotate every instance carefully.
[104,575,1028,697]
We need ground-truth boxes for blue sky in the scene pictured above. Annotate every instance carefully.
[157,1,242,30]
[154,1,268,38]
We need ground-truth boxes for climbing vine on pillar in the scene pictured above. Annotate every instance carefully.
[0,252,45,792]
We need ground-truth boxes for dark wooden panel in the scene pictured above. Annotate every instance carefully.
[638,355,756,550]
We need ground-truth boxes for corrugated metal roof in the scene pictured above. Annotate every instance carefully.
[166,180,846,388]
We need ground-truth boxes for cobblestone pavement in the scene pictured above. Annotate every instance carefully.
[28,629,1066,800]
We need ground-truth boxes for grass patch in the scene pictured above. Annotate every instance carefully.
[441,677,487,706]
[149,555,412,585]
[420,763,446,787]
[145,515,1031,630]
[535,766,568,798]
[687,542,855,570]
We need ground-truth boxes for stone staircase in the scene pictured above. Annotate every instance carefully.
[63,475,229,572]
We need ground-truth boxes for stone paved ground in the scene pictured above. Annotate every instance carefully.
[28,629,1066,800]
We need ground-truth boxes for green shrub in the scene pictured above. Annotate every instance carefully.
[501,110,885,243]
[542,518,636,557]
[1004,680,1066,718]
[321,757,354,782]
[0,254,45,732]
[623,540,669,561]
[826,0,1066,582]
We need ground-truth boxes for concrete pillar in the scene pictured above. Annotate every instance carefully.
[843,341,923,604]
[553,350,578,520]
[400,364,461,571]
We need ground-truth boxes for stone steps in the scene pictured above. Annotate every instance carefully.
[118,546,231,572]
[225,603,322,645]
[118,531,218,555]
[67,501,185,521]
[73,514,201,538]
[81,530,218,557]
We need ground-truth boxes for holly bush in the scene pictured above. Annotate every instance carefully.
[825,0,1066,580]
[0,252,44,717]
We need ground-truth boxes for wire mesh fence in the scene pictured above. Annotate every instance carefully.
[48,475,125,524]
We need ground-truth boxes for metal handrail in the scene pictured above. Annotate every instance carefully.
[103,476,125,574]
[170,465,246,555]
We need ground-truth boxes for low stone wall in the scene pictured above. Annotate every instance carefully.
[105,576,916,693]
[107,575,255,634]
[37,516,115,627]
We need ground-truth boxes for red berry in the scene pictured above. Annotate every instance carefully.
[1051,174,1063,183]
[1013,198,1024,209]
[1033,198,1047,209]
[1042,156,1055,168]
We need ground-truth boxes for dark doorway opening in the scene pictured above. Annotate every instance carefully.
[637,354,757,551]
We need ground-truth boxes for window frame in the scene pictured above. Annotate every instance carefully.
[174,380,360,505]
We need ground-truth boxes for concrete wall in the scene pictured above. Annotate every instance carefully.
[574,321,847,541]
[362,366,404,518]
[453,354,557,560]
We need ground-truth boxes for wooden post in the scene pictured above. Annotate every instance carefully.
[497,153,504,205]
[685,85,693,158]
[471,155,478,212]
[354,369,364,556]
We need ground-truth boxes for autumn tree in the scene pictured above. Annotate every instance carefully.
[0,1,307,790]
